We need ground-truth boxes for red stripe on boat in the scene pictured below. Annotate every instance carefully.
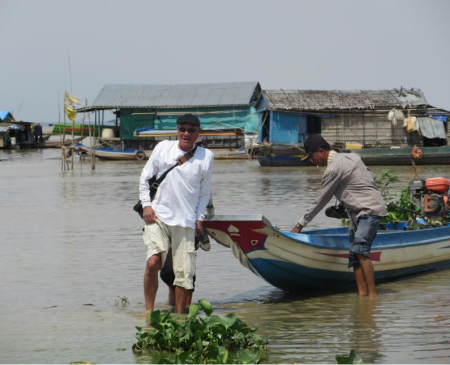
[316,251,382,261]
[203,221,267,253]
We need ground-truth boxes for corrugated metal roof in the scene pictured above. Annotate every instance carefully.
[79,82,261,112]
[0,111,14,121]
[260,88,429,111]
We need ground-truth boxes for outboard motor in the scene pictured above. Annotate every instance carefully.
[409,177,450,217]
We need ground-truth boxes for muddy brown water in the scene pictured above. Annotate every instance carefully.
[1,148,449,363]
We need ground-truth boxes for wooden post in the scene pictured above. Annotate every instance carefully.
[61,106,67,170]
[87,107,95,170]
[71,111,75,169]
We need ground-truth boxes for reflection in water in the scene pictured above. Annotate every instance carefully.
[350,297,382,364]
[1,149,450,363]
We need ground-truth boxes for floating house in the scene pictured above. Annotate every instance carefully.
[255,88,450,166]
[0,111,34,149]
[78,82,261,151]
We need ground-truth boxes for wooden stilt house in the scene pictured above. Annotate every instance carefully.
[255,88,450,166]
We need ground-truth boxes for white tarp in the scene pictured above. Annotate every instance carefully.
[417,117,447,139]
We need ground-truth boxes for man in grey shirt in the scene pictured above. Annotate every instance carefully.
[291,135,388,297]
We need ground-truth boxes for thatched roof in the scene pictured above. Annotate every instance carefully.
[259,88,431,111]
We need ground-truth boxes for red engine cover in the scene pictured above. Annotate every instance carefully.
[425,177,450,194]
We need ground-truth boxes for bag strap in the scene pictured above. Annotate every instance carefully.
[151,145,198,188]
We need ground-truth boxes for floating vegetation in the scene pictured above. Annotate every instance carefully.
[115,295,130,307]
[335,349,363,364]
[341,169,420,226]
[132,299,268,364]
[375,169,420,222]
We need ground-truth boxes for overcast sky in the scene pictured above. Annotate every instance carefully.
[1,0,449,124]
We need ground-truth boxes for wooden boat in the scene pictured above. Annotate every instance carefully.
[212,147,251,160]
[75,137,150,161]
[134,127,244,138]
[256,143,312,166]
[135,128,252,160]
[352,146,450,165]
[257,145,450,166]
[92,147,150,160]
[203,214,450,291]
[91,146,250,161]
[50,123,101,136]
[18,136,84,149]
[75,127,252,161]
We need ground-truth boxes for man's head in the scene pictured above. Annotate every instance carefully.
[301,134,331,166]
[176,114,201,151]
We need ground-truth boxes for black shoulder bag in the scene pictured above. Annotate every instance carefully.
[133,146,198,218]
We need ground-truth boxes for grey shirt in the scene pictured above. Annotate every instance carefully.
[298,152,388,227]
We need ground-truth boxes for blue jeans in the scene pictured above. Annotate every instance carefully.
[348,214,381,268]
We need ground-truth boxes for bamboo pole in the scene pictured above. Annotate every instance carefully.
[87,107,95,170]
[80,108,86,169]
[71,110,74,169]
[61,104,67,170]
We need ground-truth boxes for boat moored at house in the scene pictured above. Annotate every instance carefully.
[254,88,450,166]
[76,126,256,160]
[76,82,262,158]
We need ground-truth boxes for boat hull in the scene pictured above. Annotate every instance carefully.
[258,146,450,166]
[203,215,450,291]
[258,155,312,166]
[94,148,150,160]
[79,145,250,161]
[353,146,450,165]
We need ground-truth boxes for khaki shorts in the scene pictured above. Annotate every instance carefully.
[143,220,196,290]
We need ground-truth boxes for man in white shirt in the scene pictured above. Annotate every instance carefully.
[139,114,214,313]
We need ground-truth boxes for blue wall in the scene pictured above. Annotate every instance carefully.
[262,111,307,144]
[121,106,258,140]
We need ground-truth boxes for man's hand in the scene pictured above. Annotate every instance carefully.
[143,206,157,224]
[196,220,204,236]
[290,224,303,233]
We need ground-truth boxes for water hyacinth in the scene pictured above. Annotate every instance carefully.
[132,299,268,364]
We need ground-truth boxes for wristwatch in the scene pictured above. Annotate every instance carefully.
[295,222,303,229]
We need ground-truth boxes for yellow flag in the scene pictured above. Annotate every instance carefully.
[65,106,77,122]
[64,91,81,106]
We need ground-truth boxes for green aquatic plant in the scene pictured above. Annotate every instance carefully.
[341,169,420,226]
[384,186,420,222]
[132,299,268,364]
[375,168,420,222]
[374,168,400,202]
[335,349,363,364]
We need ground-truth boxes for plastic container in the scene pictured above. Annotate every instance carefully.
[425,177,450,194]
[416,217,427,225]
[345,142,363,149]
[101,128,114,139]
[10,137,16,145]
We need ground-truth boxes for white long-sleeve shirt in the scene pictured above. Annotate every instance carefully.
[139,140,214,229]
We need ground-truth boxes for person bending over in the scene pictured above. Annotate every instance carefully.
[291,135,387,297]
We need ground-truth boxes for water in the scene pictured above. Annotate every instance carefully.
[1,148,449,363]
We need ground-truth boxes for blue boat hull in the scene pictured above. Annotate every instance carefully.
[204,215,450,292]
